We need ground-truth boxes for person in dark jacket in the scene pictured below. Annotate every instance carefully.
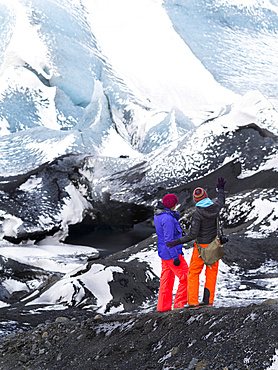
[166,177,226,309]
[154,194,189,311]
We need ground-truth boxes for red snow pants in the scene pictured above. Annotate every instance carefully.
[188,242,219,306]
[157,254,189,311]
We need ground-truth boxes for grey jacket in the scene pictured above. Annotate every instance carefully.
[177,188,225,245]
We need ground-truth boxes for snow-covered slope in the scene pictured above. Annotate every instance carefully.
[0,89,276,244]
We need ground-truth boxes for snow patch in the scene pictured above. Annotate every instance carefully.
[0,243,99,273]
[2,278,28,294]
[25,264,123,314]
[267,349,278,370]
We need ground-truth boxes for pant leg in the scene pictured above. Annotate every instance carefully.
[157,259,175,311]
[188,243,204,306]
[204,260,219,304]
[172,255,189,308]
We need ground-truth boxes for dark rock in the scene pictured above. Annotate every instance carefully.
[221,234,278,270]
[0,304,277,369]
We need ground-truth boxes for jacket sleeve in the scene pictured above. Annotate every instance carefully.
[215,188,225,210]
[177,212,201,245]
[163,216,180,260]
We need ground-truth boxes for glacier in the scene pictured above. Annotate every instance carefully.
[0,0,240,177]
[0,0,277,177]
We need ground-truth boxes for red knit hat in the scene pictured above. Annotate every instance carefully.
[162,194,178,209]
[193,187,208,203]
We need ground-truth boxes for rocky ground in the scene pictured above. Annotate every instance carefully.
[0,232,278,370]
[0,301,277,370]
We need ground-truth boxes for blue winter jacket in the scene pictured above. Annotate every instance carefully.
[154,201,183,261]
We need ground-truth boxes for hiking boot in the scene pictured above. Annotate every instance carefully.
[173,304,188,310]
[185,304,199,309]
[199,302,213,307]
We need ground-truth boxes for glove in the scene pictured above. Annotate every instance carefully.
[166,240,179,248]
[173,258,180,266]
[216,177,226,189]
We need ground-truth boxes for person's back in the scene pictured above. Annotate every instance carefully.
[169,186,224,246]
[188,188,225,244]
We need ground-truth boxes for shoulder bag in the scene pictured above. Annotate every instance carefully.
[195,217,225,268]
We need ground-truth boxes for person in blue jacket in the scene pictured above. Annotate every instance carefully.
[154,194,189,311]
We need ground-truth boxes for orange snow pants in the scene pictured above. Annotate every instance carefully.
[188,242,219,306]
[157,254,189,311]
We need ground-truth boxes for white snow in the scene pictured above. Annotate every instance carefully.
[83,0,237,119]
[0,0,51,79]
[19,176,42,191]
[0,216,22,238]
[26,263,123,314]
[267,349,278,370]
[24,133,78,162]
[53,183,94,241]
[0,117,10,136]
[99,127,142,158]
[216,0,278,14]
[0,301,9,308]
[0,243,98,273]
[2,278,28,294]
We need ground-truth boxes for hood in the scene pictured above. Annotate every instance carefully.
[154,208,165,216]
[154,201,165,215]
[154,201,180,220]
